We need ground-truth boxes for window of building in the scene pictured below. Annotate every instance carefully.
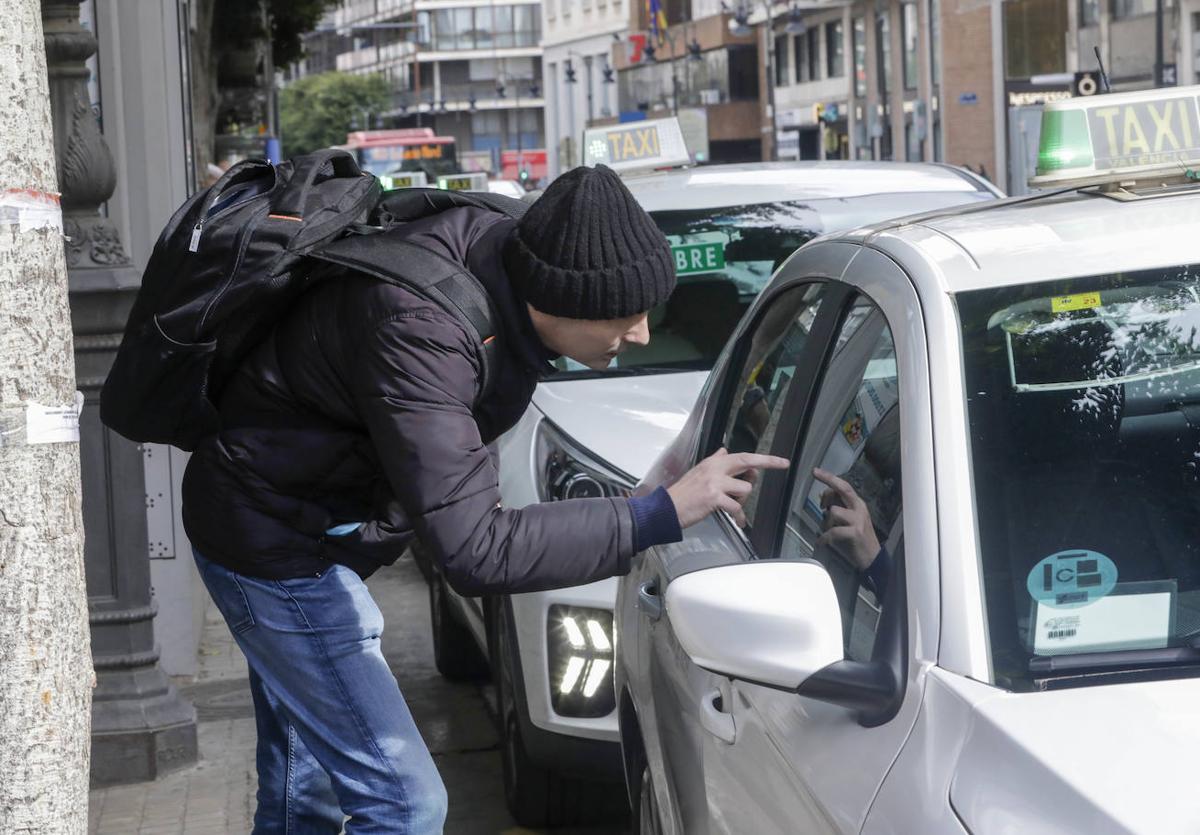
[826,20,845,78]
[1113,0,1154,17]
[902,3,918,89]
[1005,0,1068,77]
[876,13,891,97]
[795,31,810,83]
[807,27,820,81]
[853,17,867,97]
[514,5,540,46]
[930,0,940,85]
[494,6,516,47]
[776,34,791,86]
[1080,0,1100,25]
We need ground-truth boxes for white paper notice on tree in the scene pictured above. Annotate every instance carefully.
[24,391,84,444]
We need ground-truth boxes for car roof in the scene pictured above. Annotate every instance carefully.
[851,186,1200,295]
[622,161,994,212]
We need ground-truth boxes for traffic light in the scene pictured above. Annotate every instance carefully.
[519,168,530,184]
[813,102,824,122]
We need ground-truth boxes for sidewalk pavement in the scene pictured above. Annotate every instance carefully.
[88,554,623,835]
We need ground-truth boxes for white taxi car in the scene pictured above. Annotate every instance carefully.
[617,86,1200,834]
[428,121,1000,827]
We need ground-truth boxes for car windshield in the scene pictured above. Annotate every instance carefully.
[958,266,1200,689]
[549,202,821,378]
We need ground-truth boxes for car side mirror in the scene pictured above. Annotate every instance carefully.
[665,560,844,690]
[665,559,904,725]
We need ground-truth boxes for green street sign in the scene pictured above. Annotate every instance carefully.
[672,242,725,276]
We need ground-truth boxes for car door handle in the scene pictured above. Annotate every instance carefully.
[637,580,662,620]
[699,688,736,744]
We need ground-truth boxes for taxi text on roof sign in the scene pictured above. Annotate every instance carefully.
[437,172,489,192]
[380,171,428,190]
[583,117,692,173]
[1030,84,1200,189]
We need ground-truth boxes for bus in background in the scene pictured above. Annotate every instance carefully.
[340,128,459,180]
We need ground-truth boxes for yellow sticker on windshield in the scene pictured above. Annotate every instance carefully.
[1051,292,1101,313]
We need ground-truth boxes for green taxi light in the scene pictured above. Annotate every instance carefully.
[1036,110,1094,175]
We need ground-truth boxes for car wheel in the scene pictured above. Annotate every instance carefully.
[493,603,628,827]
[634,763,663,835]
[428,572,489,682]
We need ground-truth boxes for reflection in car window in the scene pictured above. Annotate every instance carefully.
[550,203,822,377]
[721,283,827,532]
[780,297,902,663]
[959,266,1200,690]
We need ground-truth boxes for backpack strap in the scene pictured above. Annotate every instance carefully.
[310,232,501,404]
[373,187,527,226]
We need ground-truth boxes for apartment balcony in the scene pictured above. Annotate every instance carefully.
[336,40,418,73]
[388,82,545,115]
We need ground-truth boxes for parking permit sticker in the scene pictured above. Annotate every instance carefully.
[1051,292,1101,313]
[1026,549,1118,609]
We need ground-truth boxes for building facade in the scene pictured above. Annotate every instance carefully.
[765,0,955,169]
[541,0,629,177]
[606,7,765,164]
[329,0,547,178]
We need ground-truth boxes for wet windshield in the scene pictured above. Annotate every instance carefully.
[549,202,821,377]
[958,266,1200,689]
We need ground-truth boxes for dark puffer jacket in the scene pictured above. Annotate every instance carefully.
[182,206,636,594]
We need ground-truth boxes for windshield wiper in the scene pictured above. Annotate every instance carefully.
[1030,644,1200,675]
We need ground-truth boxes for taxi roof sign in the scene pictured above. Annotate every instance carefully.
[380,170,428,189]
[437,172,489,192]
[583,117,691,173]
[1030,84,1200,189]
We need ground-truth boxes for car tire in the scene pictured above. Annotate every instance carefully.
[428,572,489,682]
[493,602,627,827]
[634,763,664,835]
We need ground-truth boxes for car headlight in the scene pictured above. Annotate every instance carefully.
[548,604,616,717]
[534,420,633,502]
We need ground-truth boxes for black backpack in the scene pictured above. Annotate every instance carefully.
[101,149,525,450]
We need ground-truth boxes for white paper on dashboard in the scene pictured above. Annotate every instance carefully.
[1033,590,1173,655]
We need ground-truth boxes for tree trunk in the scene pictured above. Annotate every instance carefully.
[190,0,219,183]
[0,2,93,831]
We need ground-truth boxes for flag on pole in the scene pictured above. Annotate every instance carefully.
[647,0,667,43]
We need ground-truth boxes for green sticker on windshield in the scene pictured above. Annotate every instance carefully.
[671,242,725,275]
[1027,550,1118,609]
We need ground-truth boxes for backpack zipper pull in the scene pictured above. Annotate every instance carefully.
[188,221,203,252]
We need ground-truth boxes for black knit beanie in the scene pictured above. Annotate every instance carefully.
[502,164,676,320]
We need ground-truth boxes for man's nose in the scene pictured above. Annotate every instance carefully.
[626,318,650,346]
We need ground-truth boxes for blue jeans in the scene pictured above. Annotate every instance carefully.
[193,550,448,834]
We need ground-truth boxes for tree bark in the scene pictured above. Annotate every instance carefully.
[0,2,92,831]
[190,0,219,183]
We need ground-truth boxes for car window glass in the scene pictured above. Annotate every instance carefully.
[959,266,1200,690]
[550,203,823,377]
[779,296,902,662]
[720,283,827,532]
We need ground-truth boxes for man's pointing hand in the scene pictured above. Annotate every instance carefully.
[666,448,790,528]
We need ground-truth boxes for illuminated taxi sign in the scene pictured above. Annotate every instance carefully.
[583,117,691,173]
[1030,84,1200,188]
[379,170,428,190]
[437,172,489,192]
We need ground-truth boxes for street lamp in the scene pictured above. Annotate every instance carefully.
[497,69,540,184]
[784,5,807,35]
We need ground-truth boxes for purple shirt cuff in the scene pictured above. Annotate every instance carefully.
[628,486,683,552]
